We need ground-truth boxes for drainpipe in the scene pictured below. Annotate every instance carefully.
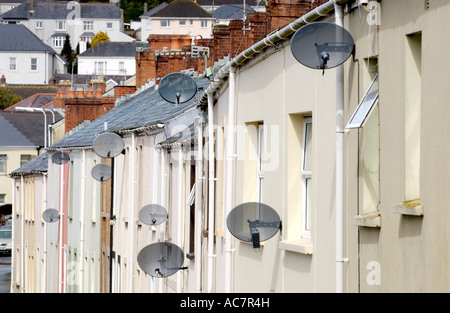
[159,146,166,293]
[333,0,348,293]
[207,91,215,293]
[129,132,136,293]
[58,160,64,293]
[176,146,183,293]
[20,175,24,293]
[79,149,86,292]
[224,65,236,293]
[10,179,14,293]
[195,122,203,293]
[42,172,47,293]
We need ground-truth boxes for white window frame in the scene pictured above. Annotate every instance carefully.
[0,194,5,204]
[9,58,16,71]
[257,124,264,203]
[119,61,125,73]
[55,20,66,31]
[83,20,94,31]
[190,19,194,26]
[35,21,43,29]
[301,117,312,238]
[146,19,151,30]
[201,20,208,28]
[81,36,93,44]
[346,73,379,129]
[179,19,187,26]
[52,36,65,48]
[107,22,113,29]
[0,155,7,174]
[30,58,37,71]
[160,19,170,28]
[95,61,106,75]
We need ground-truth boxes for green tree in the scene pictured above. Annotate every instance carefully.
[61,35,77,74]
[91,31,110,47]
[0,88,22,110]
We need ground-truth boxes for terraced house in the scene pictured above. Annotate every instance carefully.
[10,0,450,294]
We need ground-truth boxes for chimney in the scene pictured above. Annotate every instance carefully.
[144,2,148,13]
[49,76,56,86]
[0,75,5,86]
[79,38,87,54]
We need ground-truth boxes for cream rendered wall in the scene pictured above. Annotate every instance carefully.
[212,43,337,292]
[148,18,212,39]
[345,0,450,292]
[0,148,40,205]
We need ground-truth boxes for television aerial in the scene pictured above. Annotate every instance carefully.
[42,208,60,223]
[137,242,185,278]
[158,72,197,105]
[51,151,70,165]
[91,163,112,182]
[138,204,168,226]
[93,132,124,158]
[290,22,355,74]
[226,202,281,248]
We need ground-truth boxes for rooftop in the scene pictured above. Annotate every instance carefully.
[0,24,58,53]
[148,0,211,18]
[78,41,148,58]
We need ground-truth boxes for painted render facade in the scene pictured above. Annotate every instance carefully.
[11,0,450,293]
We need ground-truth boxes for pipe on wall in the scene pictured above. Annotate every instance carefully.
[207,91,216,293]
[195,122,203,293]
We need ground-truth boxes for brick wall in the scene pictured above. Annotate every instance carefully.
[63,91,115,133]
[135,0,327,87]
[114,86,137,100]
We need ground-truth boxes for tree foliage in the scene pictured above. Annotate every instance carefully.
[91,31,110,47]
[119,0,166,23]
[0,88,22,110]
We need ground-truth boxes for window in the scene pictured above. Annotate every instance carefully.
[83,21,93,31]
[52,36,66,48]
[0,194,5,204]
[190,19,194,26]
[20,155,33,167]
[107,22,113,29]
[35,21,43,29]
[9,58,16,70]
[201,20,208,28]
[0,155,7,173]
[30,58,37,71]
[346,74,379,129]
[160,19,170,27]
[301,117,312,237]
[95,62,106,75]
[146,20,151,30]
[81,36,93,44]
[257,124,264,203]
[55,20,66,31]
[179,19,186,26]
[119,62,125,73]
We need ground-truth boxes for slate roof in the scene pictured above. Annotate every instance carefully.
[10,152,48,176]
[140,2,168,18]
[0,111,64,147]
[149,0,211,18]
[0,1,123,20]
[196,0,260,7]
[78,41,148,58]
[4,93,55,111]
[47,77,210,151]
[0,24,58,53]
[52,74,132,86]
[213,4,255,20]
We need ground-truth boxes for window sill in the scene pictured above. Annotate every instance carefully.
[354,211,381,227]
[393,199,423,216]
[279,239,313,255]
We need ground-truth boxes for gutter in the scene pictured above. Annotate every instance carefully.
[199,0,350,293]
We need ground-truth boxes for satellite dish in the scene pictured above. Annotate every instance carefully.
[290,22,354,73]
[42,208,60,223]
[51,151,70,165]
[91,163,112,181]
[158,72,197,104]
[93,132,124,158]
[139,204,168,226]
[226,202,281,248]
[137,242,185,278]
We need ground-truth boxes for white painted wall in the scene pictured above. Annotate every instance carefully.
[77,57,136,76]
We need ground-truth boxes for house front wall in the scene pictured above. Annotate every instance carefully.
[142,17,212,42]
[77,56,136,76]
[0,51,51,85]
[344,0,450,293]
